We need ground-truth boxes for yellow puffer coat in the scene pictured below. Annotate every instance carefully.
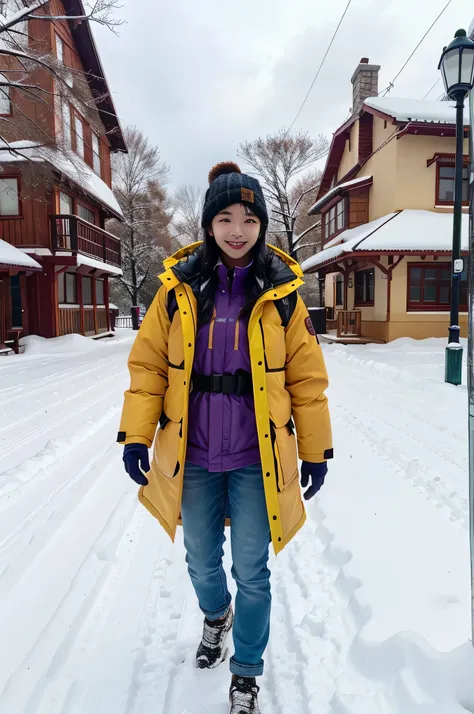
[118,243,332,554]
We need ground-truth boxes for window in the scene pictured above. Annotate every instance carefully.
[335,274,344,306]
[62,101,72,147]
[92,132,101,175]
[355,269,375,306]
[323,199,346,240]
[408,263,468,311]
[436,158,469,205]
[58,272,77,304]
[0,72,10,115]
[74,114,84,158]
[59,191,72,215]
[55,33,64,64]
[0,178,20,216]
[76,203,95,225]
[96,279,104,305]
[82,276,92,305]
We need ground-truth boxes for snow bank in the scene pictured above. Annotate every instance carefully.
[20,334,109,355]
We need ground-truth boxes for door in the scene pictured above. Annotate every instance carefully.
[10,275,22,328]
[58,191,73,248]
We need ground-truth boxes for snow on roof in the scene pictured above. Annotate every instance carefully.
[364,97,470,126]
[0,238,41,270]
[301,210,468,272]
[76,254,122,277]
[0,141,123,218]
[308,176,372,215]
[108,303,119,310]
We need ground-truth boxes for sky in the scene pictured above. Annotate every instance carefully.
[93,0,474,190]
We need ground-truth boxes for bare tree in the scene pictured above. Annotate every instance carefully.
[238,129,328,255]
[0,0,123,172]
[171,184,203,248]
[289,169,323,306]
[109,126,172,311]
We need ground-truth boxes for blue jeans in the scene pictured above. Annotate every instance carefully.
[181,461,271,677]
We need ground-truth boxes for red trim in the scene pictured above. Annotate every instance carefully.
[426,152,470,168]
[0,175,22,218]
[435,157,469,207]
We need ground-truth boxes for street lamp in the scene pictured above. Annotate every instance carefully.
[439,29,474,385]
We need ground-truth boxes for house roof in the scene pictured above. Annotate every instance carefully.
[66,1,127,153]
[363,97,470,127]
[0,238,42,271]
[308,175,372,215]
[0,141,123,218]
[301,209,469,272]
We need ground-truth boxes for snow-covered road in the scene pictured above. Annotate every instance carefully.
[1,331,473,714]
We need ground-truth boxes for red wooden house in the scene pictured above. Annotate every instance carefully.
[0,0,127,349]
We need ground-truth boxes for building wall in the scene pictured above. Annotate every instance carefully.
[361,117,398,221]
[395,133,469,212]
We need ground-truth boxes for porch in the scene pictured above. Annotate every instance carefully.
[50,215,121,269]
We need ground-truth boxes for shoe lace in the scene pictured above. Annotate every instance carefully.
[230,679,259,713]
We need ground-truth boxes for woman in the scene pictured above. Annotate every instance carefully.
[118,162,332,714]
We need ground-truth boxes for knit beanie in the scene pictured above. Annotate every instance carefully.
[201,161,268,232]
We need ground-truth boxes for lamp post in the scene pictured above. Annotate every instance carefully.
[468,18,474,648]
[439,29,474,385]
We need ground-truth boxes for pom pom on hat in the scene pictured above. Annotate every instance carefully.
[208,161,241,185]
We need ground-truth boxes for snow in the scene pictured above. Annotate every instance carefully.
[76,253,123,276]
[301,209,469,272]
[0,141,123,218]
[1,333,474,713]
[0,237,41,270]
[364,96,471,126]
[109,302,119,310]
[308,175,372,215]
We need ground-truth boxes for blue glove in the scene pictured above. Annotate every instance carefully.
[123,443,150,486]
[300,461,327,501]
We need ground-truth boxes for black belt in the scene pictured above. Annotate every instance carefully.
[192,371,253,396]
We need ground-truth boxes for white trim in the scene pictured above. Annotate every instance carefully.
[19,247,52,256]
[58,303,80,309]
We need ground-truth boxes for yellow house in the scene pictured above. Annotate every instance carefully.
[302,59,470,343]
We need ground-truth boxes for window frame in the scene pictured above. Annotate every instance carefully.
[82,276,93,306]
[76,202,96,225]
[91,131,101,175]
[55,32,65,64]
[407,262,468,312]
[0,176,21,218]
[435,155,469,206]
[354,269,375,307]
[58,271,77,305]
[322,197,347,242]
[96,278,105,306]
[0,72,11,116]
[73,111,85,159]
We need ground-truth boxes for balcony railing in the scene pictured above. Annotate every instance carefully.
[50,215,121,268]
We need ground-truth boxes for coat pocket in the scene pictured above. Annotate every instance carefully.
[271,420,298,491]
[153,415,182,478]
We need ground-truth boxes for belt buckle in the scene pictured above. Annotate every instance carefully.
[211,374,223,393]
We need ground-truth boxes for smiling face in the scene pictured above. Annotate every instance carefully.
[209,203,261,268]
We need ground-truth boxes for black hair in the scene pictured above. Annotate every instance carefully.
[197,211,271,326]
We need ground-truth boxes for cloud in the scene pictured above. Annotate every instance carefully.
[94,0,474,188]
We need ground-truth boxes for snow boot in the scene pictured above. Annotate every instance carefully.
[194,605,233,669]
[229,675,260,714]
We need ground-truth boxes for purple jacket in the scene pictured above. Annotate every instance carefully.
[186,262,260,472]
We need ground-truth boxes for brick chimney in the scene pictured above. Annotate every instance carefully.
[351,58,380,114]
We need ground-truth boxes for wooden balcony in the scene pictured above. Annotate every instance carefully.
[50,215,121,268]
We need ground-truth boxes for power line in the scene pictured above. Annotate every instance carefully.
[286,0,353,134]
[382,0,453,96]
[423,77,441,99]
